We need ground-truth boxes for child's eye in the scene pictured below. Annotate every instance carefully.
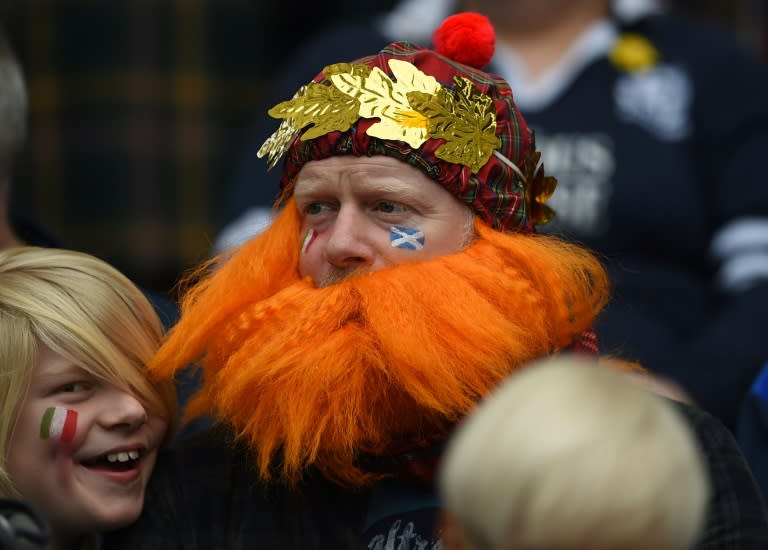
[57,382,91,394]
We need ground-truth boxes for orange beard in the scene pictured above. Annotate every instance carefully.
[151,198,609,486]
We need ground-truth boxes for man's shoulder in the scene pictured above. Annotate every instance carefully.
[669,399,753,471]
[668,400,768,549]
[671,400,730,434]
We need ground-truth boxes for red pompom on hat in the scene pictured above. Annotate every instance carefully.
[432,11,495,68]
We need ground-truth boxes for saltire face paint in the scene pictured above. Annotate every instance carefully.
[301,229,319,254]
[390,225,425,250]
[40,406,78,444]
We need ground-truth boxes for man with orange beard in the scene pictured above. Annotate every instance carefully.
[105,12,768,550]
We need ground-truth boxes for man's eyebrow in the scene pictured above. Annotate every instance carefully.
[294,178,423,199]
[292,178,326,197]
[361,182,423,198]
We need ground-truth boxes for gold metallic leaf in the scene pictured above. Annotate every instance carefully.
[258,59,507,174]
[324,63,372,80]
[257,85,308,169]
[258,77,364,169]
[297,85,361,140]
[409,76,499,173]
[331,60,440,148]
[536,201,557,225]
[388,59,440,96]
[267,82,360,139]
[257,118,301,170]
[522,151,558,225]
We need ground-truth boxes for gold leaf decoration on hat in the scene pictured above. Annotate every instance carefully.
[259,58,504,173]
[294,84,361,140]
[267,83,360,140]
[258,64,373,168]
[257,86,306,170]
[324,62,372,80]
[408,76,499,173]
[331,59,440,148]
[523,151,557,226]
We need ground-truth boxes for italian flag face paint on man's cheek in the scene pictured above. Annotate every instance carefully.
[40,406,78,444]
[301,229,318,254]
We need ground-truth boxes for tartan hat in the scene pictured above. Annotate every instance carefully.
[258,12,556,232]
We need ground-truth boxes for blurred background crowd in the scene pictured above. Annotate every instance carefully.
[1,0,765,298]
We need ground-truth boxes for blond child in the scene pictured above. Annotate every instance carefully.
[0,247,176,549]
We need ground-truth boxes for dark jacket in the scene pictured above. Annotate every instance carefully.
[104,400,768,549]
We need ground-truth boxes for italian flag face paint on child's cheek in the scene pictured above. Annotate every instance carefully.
[40,406,78,444]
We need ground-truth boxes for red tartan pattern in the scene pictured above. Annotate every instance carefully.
[280,41,535,233]
[571,327,600,355]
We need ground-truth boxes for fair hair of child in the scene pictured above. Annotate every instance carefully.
[438,354,710,550]
[0,246,177,497]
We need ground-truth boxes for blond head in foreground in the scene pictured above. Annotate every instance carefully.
[439,355,710,550]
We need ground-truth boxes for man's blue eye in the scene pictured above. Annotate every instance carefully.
[377,202,404,213]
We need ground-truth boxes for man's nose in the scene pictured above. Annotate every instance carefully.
[323,206,374,271]
[99,389,149,431]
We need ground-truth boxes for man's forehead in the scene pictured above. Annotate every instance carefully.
[296,155,418,175]
[292,155,435,195]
